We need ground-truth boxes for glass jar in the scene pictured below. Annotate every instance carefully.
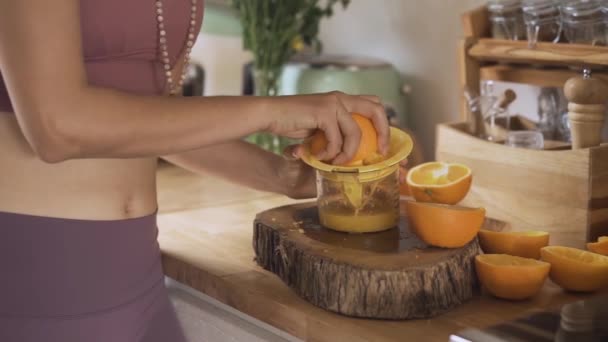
[523,0,563,46]
[558,111,572,142]
[537,87,562,139]
[316,167,400,233]
[561,0,606,45]
[488,0,527,40]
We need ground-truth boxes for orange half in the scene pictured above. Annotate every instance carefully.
[475,254,550,300]
[541,246,608,292]
[478,230,550,259]
[406,201,485,248]
[406,162,472,205]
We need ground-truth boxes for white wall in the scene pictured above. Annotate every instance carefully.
[190,33,252,96]
[318,0,487,158]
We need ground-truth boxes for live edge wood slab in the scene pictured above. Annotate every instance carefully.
[253,202,485,320]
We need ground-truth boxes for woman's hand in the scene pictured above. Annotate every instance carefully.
[268,91,390,166]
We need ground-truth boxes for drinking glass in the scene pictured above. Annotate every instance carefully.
[505,131,545,149]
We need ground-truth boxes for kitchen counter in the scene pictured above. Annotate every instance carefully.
[156,164,593,342]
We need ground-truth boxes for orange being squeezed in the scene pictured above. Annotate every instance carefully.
[310,113,379,166]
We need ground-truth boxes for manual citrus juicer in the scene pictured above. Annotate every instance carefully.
[301,127,413,233]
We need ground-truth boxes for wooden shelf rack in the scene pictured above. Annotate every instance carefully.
[460,6,608,118]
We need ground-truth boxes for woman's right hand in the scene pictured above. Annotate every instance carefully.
[267,91,390,166]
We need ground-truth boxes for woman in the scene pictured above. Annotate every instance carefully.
[0,1,390,341]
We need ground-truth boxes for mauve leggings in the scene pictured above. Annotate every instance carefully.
[0,211,186,342]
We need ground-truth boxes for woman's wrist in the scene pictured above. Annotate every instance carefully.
[247,96,279,134]
[257,96,282,134]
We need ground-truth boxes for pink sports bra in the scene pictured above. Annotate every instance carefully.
[0,0,204,113]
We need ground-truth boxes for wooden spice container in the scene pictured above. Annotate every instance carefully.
[436,7,608,248]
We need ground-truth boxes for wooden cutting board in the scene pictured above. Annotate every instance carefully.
[253,201,502,320]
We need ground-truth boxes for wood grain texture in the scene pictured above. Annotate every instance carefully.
[469,39,608,67]
[253,202,481,319]
[480,65,608,88]
[591,145,608,199]
[589,145,608,240]
[435,123,601,248]
[437,124,608,246]
[461,6,490,38]
[156,165,600,342]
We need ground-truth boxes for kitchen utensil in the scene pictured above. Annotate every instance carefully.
[300,127,413,233]
[278,54,411,128]
[484,89,517,141]
[564,69,608,149]
[464,86,487,138]
[497,88,518,109]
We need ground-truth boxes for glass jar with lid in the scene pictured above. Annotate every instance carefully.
[522,0,562,46]
[487,0,527,40]
[560,0,606,45]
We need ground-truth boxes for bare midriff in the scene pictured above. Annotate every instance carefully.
[0,113,158,220]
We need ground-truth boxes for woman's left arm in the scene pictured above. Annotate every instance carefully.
[163,142,317,199]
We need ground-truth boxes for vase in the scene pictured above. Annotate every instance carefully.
[246,67,294,154]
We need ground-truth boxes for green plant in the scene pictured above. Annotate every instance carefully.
[232,0,350,153]
[233,0,349,86]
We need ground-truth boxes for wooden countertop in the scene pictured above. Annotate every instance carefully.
[156,164,593,342]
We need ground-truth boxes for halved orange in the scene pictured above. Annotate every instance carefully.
[475,254,550,300]
[588,236,608,256]
[478,230,550,259]
[406,201,485,248]
[406,162,472,205]
[310,113,378,166]
[541,246,608,292]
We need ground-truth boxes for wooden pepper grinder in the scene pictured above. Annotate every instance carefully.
[564,69,608,149]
